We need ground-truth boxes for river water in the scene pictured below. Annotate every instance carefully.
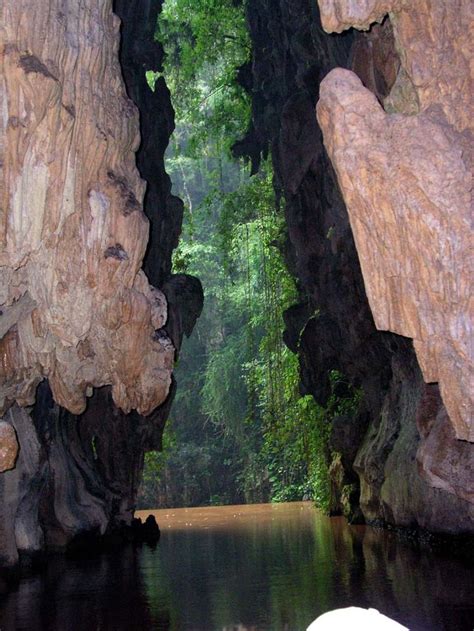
[1,502,473,630]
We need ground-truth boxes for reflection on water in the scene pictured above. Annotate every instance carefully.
[1,502,473,630]
[137,503,474,631]
[0,546,168,631]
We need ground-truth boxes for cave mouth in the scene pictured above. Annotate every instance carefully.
[135,0,362,517]
[0,0,473,629]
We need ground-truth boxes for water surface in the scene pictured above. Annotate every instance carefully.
[1,502,473,630]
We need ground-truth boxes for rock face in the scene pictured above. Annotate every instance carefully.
[0,384,165,568]
[113,0,184,288]
[0,422,17,472]
[0,0,174,418]
[0,0,203,568]
[242,0,473,533]
[316,1,473,442]
[354,344,473,533]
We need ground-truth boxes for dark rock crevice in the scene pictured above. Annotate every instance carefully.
[114,0,182,287]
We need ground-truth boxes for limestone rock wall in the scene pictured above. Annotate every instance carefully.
[316,1,473,443]
[0,384,164,568]
[0,0,203,569]
[242,0,473,533]
[0,0,174,419]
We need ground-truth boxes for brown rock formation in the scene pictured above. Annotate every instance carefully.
[0,421,17,472]
[0,383,165,567]
[0,0,203,569]
[240,0,472,533]
[316,1,473,442]
[0,0,174,420]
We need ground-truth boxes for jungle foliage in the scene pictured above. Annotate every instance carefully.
[137,0,361,510]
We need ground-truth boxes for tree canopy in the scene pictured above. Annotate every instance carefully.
[157,0,251,156]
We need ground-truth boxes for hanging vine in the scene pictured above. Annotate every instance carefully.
[137,0,362,510]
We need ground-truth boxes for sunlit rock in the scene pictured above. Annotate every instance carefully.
[316,0,473,442]
[0,0,174,418]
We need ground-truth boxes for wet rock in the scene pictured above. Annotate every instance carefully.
[416,386,473,505]
[0,381,173,569]
[0,405,44,568]
[329,453,364,523]
[329,413,368,522]
[355,351,474,534]
[142,515,161,544]
[330,413,368,471]
[130,515,160,544]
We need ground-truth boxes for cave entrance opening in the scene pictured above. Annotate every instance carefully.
[136,0,360,513]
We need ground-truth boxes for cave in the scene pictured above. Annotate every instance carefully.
[0,0,472,629]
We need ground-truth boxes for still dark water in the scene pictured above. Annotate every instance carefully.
[1,502,473,631]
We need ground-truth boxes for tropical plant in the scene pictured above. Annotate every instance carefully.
[137,0,362,511]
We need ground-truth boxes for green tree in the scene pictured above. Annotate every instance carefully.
[138,0,362,511]
[159,0,250,156]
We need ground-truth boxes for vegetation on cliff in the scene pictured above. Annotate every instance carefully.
[138,0,360,510]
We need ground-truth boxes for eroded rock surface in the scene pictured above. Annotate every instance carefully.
[0,422,18,473]
[316,1,473,442]
[354,343,474,532]
[113,0,185,288]
[0,0,174,419]
[416,385,473,505]
[242,0,473,533]
[0,0,203,569]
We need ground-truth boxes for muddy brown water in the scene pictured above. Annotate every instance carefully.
[1,502,473,630]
